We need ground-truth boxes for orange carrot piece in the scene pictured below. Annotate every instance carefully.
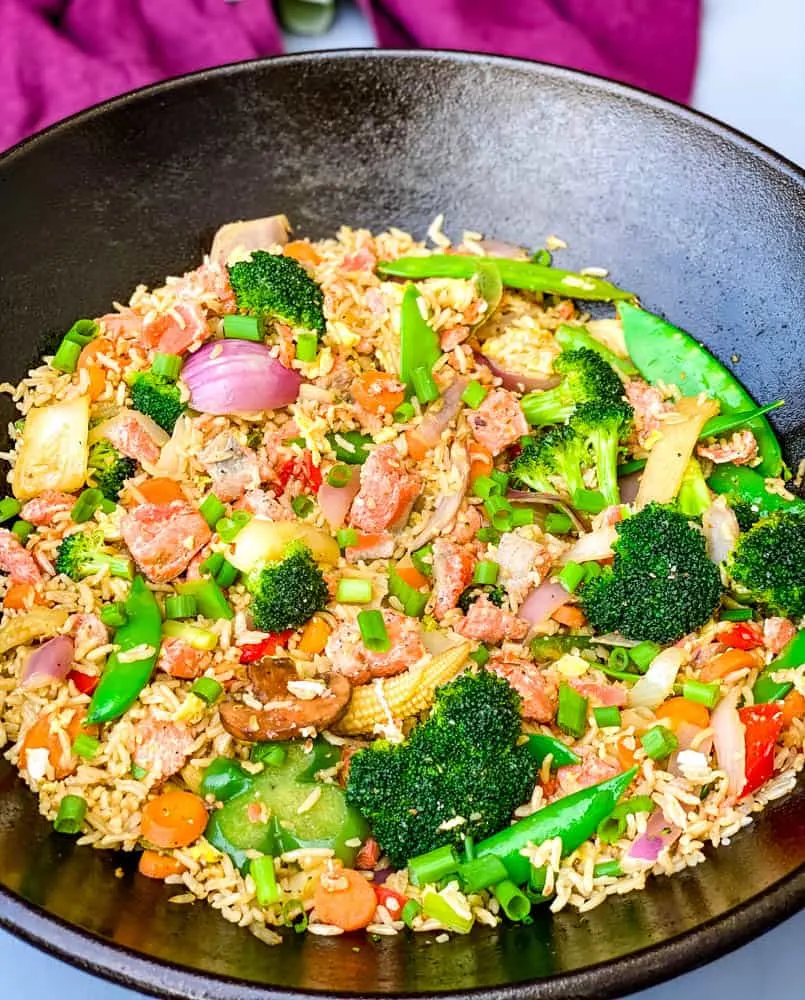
[141,790,208,849]
[469,443,494,482]
[781,689,805,727]
[298,616,332,656]
[351,371,405,415]
[21,710,84,779]
[135,477,185,505]
[551,605,587,629]
[137,850,186,880]
[616,739,638,771]
[655,696,710,731]
[3,583,39,610]
[313,868,378,932]
[394,563,430,591]
[699,648,761,682]
[77,337,113,401]
[284,241,321,268]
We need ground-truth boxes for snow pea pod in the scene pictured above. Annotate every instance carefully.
[399,283,441,390]
[618,302,783,476]
[379,254,636,303]
[708,464,805,517]
[753,628,805,704]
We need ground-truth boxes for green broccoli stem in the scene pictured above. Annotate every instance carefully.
[590,429,621,507]
[84,553,134,580]
[521,388,574,427]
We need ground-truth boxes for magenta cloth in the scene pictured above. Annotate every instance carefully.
[1,0,700,152]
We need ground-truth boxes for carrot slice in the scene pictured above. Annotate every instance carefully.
[298,616,332,656]
[21,710,84,779]
[313,868,378,931]
[552,606,587,629]
[394,563,430,591]
[77,337,113,401]
[141,790,208,849]
[3,583,39,610]
[781,689,805,727]
[284,241,321,268]
[616,739,638,771]
[469,443,494,482]
[699,648,761,682]
[135,477,185,505]
[351,371,405,415]
[655,696,710,731]
[138,850,186,880]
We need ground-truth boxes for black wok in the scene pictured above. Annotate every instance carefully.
[0,50,803,1000]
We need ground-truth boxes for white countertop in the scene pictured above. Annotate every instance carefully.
[3,0,803,996]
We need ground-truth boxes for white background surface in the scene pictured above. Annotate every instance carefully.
[3,0,804,996]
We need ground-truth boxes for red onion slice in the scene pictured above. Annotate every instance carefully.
[519,579,573,626]
[712,688,746,798]
[475,351,560,393]
[628,809,681,862]
[317,468,361,530]
[182,340,301,415]
[22,635,74,688]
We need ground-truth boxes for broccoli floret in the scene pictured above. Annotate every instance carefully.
[510,424,587,498]
[728,509,805,619]
[129,372,185,435]
[55,530,134,581]
[346,669,538,866]
[87,440,136,502]
[580,504,722,643]
[731,499,763,532]
[245,541,329,632]
[520,347,624,427]
[457,584,505,614]
[227,251,325,336]
[570,400,633,506]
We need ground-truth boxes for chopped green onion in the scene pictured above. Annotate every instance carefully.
[462,834,475,862]
[164,594,198,620]
[357,609,390,652]
[99,498,117,515]
[490,470,509,493]
[608,647,631,672]
[52,338,82,373]
[593,706,622,728]
[683,680,721,709]
[199,493,226,529]
[326,430,373,465]
[411,542,434,577]
[290,495,314,518]
[199,551,225,578]
[388,569,429,618]
[584,561,602,582]
[572,488,607,514]
[532,249,552,266]
[421,887,473,934]
[476,526,500,544]
[214,559,239,589]
[485,495,513,531]
[528,865,549,895]
[250,855,282,906]
[412,366,440,405]
[162,620,218,651]
[100,602,128,629]
[335,577,373,604]
[295,332,318,362]
[544,511,572,535]
[0,498,21,523]
[469,644,490,667]
[151,352,182,380]
[401,898,422,928]
[408,844,460,886]
[629,641,661,673]
[131,764,148,780]
[558,561,585,594]
[557,682,588,738]
[473,560,499,586]
[11,520,33,544]
[285,436,307,449]
[223,314,263,342]
[191,676,223,704]
[177,579,234,620]
[596,795,654,844]
[492,879,531,922]
[510,507,535,527]
[393,401,416,423]
[71,733,100,760]
[63,319,98,346]
[215,510,251,542]
[721,606,753,622]
[54,794,87,834]
[336,527,358,550]
[326,464,352,488]
[594,860,623,878]
[472,475,502,500]
[70,488,103,524]
[461,381,488,409]
[457,854,508,893]
[640,725,679,761]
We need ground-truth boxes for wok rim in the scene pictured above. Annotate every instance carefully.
[0,47,803,1000]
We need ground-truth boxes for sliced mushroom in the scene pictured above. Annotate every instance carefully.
[219,671,352,742]
[246,658,296,702]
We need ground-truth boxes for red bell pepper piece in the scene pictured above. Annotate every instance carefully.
[373,884,408,916]
[721,623,763,651]
[738,703,784,797]
[276,451,322,496]
[238,630,294,663]
[67,669,99,695]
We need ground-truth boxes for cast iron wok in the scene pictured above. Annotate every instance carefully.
[0,50,804,1000]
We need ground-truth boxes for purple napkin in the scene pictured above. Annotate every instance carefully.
[0,0,700,152]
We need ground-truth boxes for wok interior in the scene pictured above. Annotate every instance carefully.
[0,52,804,997]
